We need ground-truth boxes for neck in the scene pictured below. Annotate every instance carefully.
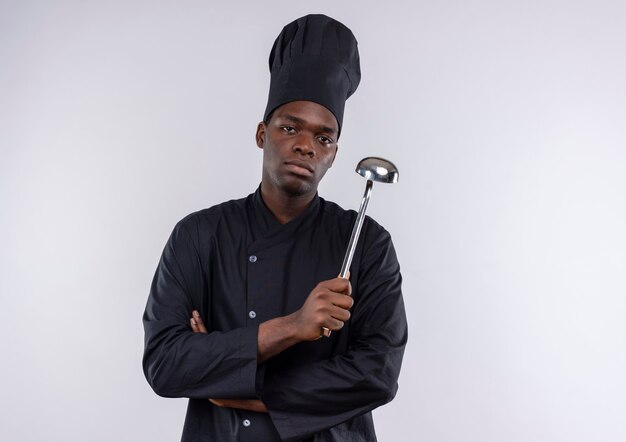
[260,182,316,224]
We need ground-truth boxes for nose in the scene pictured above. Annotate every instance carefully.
[292,134,315,158]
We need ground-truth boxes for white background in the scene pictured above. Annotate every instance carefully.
[1,0,625,441]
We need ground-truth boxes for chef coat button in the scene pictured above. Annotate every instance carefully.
[248,310,257,319]
[242,419,251,427]
[249,255,257,263]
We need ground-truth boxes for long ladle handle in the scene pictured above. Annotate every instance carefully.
[340,180,373,279]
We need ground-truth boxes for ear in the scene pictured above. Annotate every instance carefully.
[255,122,266,149]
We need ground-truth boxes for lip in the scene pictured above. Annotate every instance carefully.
[284,160,314,176]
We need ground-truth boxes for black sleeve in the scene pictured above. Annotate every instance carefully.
[260,228,408,441]
[142,220,259,399]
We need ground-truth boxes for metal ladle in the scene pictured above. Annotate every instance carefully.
[339,157,399,278]
[322,156,399,338]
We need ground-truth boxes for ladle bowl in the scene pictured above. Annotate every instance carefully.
[356,157,399,184]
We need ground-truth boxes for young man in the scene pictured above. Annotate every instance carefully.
[143,14,407,441]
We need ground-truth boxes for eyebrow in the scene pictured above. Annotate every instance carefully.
[278,114,337,136]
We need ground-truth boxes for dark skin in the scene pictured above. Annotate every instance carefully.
[190,101,354,413]
[257,100,339,223]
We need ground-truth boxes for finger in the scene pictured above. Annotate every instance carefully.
[324,317,345,331]
[328,293,354,309]
[343,279,352,296]
[329,305,351,322]
[338,270,350,280]
[322,277,352,295]
[192,310,208,333]
[330,276,352,296]
[190,317,200,333]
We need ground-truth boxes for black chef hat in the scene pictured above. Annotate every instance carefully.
[263,14,361,133]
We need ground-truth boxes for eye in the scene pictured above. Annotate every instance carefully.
[317,135,334,145]
[281,126,296,134]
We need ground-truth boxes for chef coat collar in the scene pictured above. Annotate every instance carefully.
[248,185,321,253]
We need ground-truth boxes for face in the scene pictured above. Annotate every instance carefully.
[256,100,339,198]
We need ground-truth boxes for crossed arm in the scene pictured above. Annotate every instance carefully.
[189,276,353,413]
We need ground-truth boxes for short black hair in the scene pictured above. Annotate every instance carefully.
[263,110,275,125]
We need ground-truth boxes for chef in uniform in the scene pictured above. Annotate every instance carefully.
[143,14,408,441]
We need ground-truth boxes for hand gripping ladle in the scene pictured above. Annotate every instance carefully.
[321,157,399,338]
